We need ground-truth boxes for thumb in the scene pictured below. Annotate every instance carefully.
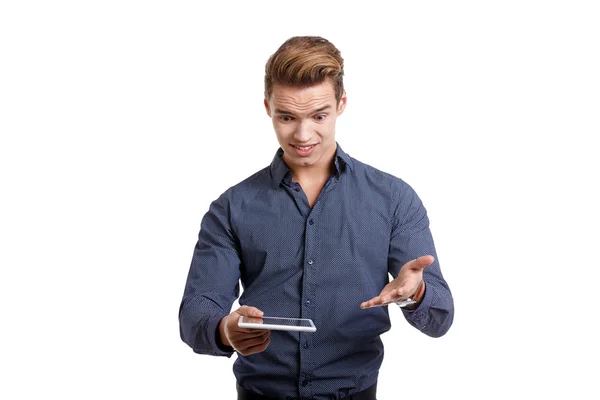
[408,255,435,271]
[236,305,264,318]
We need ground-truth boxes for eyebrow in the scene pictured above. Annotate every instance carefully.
[274,105,332,115]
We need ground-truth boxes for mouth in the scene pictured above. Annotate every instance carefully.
[291,144,317,151]
[290,143,317,157]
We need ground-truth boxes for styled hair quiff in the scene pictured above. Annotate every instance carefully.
[264,36,345,104]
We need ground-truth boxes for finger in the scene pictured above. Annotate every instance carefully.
[407,255,435,271]
[360,296,382,309]
[232,330,270,346]
[360,301,379,309]
[381,290,410,304]
[235,327,271,335]
[235,333,271,355]
[239,338,271,356]
[361,298,399,309]
[232,318,270,334]
[231,328,271,339]
[231,315,270,334]
[360,284,399,308]
[236,306,265,318]
[386,281,420,300]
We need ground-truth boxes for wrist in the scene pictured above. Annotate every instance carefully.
[412,279,426,303]
[218,315,231,347]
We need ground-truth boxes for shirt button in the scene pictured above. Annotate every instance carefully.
[305,299,311,305]
[304,341,309,349]
[302,379,309,387]
[294,187,301,192]
[309,219,314,225]
[308,259,313,265]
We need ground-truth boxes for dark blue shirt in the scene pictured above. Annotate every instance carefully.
[179,143,454,399]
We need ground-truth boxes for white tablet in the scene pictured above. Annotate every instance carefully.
[238,316,316,332]
[362,298,417,308]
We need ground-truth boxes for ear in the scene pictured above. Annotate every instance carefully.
[264,99,272,117]
[337,91,347,116]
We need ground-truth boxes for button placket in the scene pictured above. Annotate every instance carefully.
[300,208,319,398]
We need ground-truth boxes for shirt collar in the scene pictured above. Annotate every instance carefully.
[270,142,354,188]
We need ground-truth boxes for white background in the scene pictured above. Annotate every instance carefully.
[1,1,599,399]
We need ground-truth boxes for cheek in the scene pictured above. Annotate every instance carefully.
[273,129,289,145]
[319,121,336,136]
[274,123,294,137]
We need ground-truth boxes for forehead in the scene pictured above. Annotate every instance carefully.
[270,80,336,111]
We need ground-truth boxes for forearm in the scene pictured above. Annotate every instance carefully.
[179,294,235,356]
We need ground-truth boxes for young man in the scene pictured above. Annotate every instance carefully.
[179,36,454,400]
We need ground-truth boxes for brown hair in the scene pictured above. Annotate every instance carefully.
[264,36,345,104]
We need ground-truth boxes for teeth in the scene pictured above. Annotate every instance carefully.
[295,145,314,150]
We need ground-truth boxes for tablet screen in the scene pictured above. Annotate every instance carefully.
[238,316,316,332]
[241,316,313,327]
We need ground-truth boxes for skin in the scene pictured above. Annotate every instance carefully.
[360,255,434,309]
[218,80,433,355]
[219,306,270,356]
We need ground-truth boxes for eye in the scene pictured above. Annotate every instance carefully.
[314,114,327,122]
[278,115,294,122]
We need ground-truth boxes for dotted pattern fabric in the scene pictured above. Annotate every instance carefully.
[179,143,454,400]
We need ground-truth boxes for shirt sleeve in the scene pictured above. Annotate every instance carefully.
[388,180,454,338]
[179,193,241,356]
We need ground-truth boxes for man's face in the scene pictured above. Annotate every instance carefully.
[264,80,346,171]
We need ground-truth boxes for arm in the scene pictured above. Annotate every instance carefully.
[388,181,454,338]
[178,193,241,356]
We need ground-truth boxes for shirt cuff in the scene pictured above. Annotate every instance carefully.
[401,281,433,330]
[197,314,235,357]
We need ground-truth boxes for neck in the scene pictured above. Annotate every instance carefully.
[288,144,337,183]
[291,163,336,183]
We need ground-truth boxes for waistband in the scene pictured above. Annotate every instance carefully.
[236,382,377,400]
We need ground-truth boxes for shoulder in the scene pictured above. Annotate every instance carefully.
[213,165,273,207]
[348,155,416,198]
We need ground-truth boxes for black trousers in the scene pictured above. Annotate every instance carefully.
[236,382,377,400]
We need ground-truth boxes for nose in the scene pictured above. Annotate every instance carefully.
[294,120,312,142]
